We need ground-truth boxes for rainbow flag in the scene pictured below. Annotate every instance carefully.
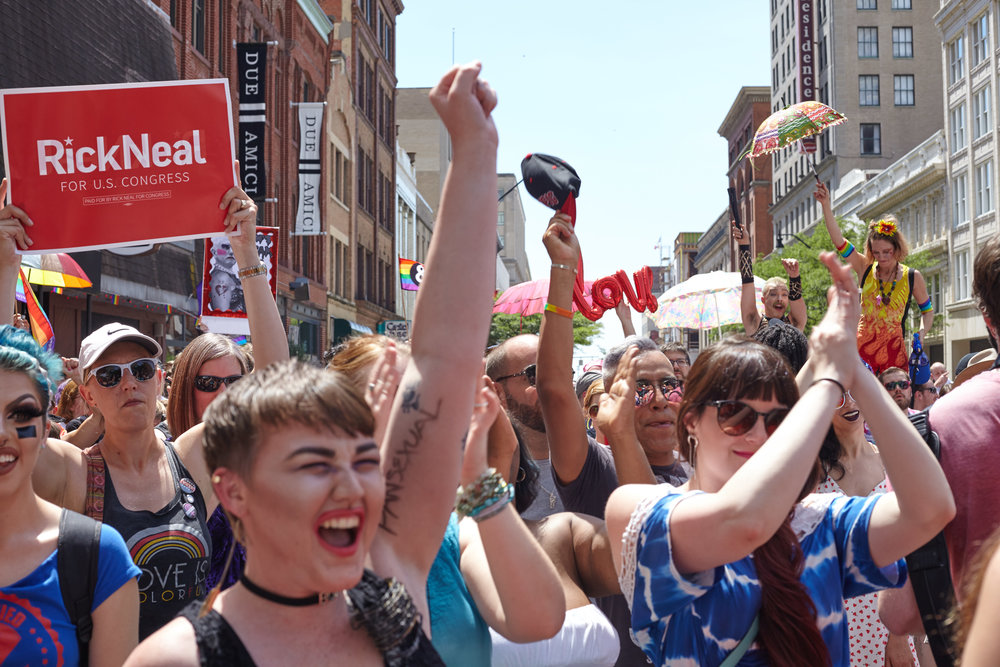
[16,269,55,351]
[399,257,424,292]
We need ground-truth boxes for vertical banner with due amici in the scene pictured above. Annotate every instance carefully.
[237,43,267,201]
[294,102,324,235]
[0,79,236,253]
[797,0,817,154]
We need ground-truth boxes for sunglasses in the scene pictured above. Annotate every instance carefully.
[884,380,911,391]
[635,377,683,407]
[89,358,159,388]
[705,399,789,437]
[835,390,855,410]
[495,364,537,386]
[194,374,243,392]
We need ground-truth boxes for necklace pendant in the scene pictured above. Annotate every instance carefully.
[876,295,882,306]
[549,492,556,509]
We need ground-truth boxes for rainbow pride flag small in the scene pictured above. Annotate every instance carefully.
[399,257,424,292]
[16,269,55,351]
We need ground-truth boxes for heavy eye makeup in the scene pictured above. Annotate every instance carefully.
[7,395,44,423]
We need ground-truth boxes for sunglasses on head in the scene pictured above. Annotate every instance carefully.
[884,380,910,391]
[635,377,683,407]
[90,358,159,388]
[194,374,243,392]
[705,399,789,437]
[495,364,537,386]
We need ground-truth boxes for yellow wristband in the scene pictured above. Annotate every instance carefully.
[544,303,573,318]
[237,263,268,280]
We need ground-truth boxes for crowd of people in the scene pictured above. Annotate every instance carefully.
[2,62,1000,667]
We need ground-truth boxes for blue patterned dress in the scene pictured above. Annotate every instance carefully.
[618,488,907,667]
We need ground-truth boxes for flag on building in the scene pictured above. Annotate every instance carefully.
[16,269,54,351]
[399,257,424,291]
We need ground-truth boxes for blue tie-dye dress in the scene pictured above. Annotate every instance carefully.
[618,488,907,667]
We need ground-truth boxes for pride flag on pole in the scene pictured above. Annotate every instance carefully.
[16,268,55,351]
[399,257,424,291]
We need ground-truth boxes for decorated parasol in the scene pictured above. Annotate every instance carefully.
[745,101,847,177]
[20,253,93,288]
[650,271,765,331]
[494,278,595,317]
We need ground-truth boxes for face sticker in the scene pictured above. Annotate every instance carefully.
[16,425,37,438]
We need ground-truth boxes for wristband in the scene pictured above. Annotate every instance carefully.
[237,263,268,280]
[738,245,754,284]
[789,276,802,301]
[551,263,577,273]
[918,298,932,313]
[836,241,855,260]
[544,302,573,318]
[835,238,849,252]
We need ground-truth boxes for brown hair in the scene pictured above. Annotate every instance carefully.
[54,379,82,421]
[863,215,910,263]
[676,337,829,667]
[167,334,250,437]
[953,525,1000,654]
[326,334,410,388]
[202,360,374,479]
[973,232,1000,329]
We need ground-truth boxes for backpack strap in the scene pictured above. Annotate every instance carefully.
[902,266,916,329]
[57,509,103,667]
[904,410,956,667]
[860,263,872,289]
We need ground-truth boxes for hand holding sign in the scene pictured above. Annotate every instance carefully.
[0,179,34,259]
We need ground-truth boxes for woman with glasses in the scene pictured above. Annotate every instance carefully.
[606,253,955,667]
[816,384,930,665]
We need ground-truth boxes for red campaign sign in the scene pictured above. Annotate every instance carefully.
[199,226,278,336]
[0,79,237,253]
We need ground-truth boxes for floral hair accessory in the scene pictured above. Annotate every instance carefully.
[875,219,897,236]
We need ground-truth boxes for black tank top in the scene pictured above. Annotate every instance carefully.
[95,441,211,639]
[179,570,444,666]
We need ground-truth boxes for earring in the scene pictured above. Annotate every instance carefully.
[212,474,222,484]
[687,434,698,466]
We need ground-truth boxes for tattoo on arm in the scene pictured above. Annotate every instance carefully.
[380,384,442,536]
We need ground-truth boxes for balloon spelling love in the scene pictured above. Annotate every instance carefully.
[520,153,657,321]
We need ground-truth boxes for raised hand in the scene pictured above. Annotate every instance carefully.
[218,161,259,267]
[731,219,746,243]
[781,257,800,278]
[812,180,830,206]
[461,375,502,487]
[365,341,402,447]
[807,252,862,389]
[0,178,34,261]
[542,213,579,267]
[428,62,498,150]
[595,346,639,442]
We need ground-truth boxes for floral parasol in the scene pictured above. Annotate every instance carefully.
[745,101,847,159]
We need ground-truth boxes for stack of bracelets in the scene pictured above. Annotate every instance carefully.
[835,238,855,260]
[455,468,515,523]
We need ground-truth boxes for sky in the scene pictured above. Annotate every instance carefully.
[396,2,771,357]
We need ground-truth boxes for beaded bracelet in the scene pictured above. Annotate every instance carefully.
[470,484,514,523]
[237,263,268,280]
[456,469,511,519]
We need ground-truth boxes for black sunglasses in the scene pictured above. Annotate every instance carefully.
[194,374,244,392]
[705,400,789,437]
[884,380,911,391]
[495,364,536,386]
[90,358,159,388]
[635,377,683,406]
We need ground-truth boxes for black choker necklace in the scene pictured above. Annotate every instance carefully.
[241,574,339,606]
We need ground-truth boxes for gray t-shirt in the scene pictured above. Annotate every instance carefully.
[520,457,565,521]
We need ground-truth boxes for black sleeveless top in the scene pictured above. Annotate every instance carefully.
[88,441,211,639]
[179,570,444,666]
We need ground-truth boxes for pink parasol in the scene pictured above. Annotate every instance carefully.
[493,278,595,317]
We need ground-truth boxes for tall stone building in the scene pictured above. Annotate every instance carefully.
[769,0,944,247]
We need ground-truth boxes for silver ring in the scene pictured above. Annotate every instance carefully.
[241,198,251,209]
[368,383,376,391]
[474,402,488,407]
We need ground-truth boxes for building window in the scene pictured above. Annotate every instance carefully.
[894,75,914,106]
[892,27,913,58]
[973,86,991,140]
[891,0,910,7]
[819,36,828,70]
[976,160,994,216]
[860,123,881,155]
[858,27,879,58]
[949,37,964,85]
[818,0,827,23]
[857,0,876,8]
[192,0,205,54]
[497,210,505,230]
[954,250,970,301]
[859,75,880,106]
[950,104,967,151]
[972,14,990,66]
[953,172,968,227]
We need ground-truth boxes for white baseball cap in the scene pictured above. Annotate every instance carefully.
[79,323,162,373]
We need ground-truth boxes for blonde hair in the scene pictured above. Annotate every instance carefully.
[762,276,789,298]
[326,334,410,388]
[582,378,605,411]
[864,214,910,263]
